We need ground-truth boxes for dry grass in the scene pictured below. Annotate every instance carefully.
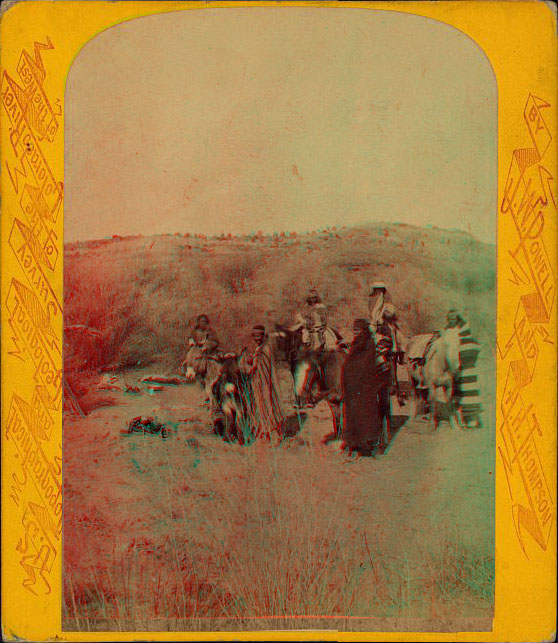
[63,222,495,631]
[63,432,494,631]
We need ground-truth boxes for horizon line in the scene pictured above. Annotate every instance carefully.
[64,220,495,246]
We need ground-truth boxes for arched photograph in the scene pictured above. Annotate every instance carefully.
[62,7,496,632]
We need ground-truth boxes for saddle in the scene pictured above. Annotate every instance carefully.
[407,333,436,364]
[304,327,347,352]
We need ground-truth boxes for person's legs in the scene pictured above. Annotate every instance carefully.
[378,387,391,447]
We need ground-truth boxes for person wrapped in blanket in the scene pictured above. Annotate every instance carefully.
[445,309,483,428]
[341,319,382,458]
[240,325,285,441]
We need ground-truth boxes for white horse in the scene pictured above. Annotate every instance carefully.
[422,329,462,429]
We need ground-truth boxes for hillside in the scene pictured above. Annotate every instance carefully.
[64,221,495,373]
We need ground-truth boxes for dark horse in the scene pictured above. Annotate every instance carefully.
[274,324,347,444]
[208,351,253,445]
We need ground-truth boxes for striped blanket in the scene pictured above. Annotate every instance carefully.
[452,324,483,425]
[375,333,395,387]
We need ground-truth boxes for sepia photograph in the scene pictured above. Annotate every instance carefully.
[61,7,496,633]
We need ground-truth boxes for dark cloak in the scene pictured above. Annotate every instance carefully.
[341,335,381,452]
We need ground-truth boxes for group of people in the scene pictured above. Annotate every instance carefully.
[183,283,407,456]
[183,283,481,456]
[184,314,286,441]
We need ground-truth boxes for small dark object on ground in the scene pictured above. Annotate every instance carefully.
[124,416,170,439]
[147,385,165,392]
[185,437,201,450]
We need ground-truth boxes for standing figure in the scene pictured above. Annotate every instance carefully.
[241,325,285,440]
[445,309,483,428]
[375,322,396,449]
[341,319,382,458]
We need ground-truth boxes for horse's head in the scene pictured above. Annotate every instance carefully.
[209,350,245,370]
[208,349,249,401]
[273,324,302,363]
[224,350,247,376]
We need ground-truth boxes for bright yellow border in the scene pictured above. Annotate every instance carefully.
[1,1,556,641]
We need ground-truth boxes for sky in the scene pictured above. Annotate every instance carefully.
[65,7,497,243]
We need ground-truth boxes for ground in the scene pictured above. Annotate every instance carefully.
[63,357,495,632]
[63,223,495,632]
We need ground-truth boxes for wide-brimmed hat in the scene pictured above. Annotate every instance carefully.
[369,282,387,293]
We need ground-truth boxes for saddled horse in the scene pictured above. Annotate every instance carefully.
[406,333,435,418]
[274,325,347,443]
[422,330,462,429]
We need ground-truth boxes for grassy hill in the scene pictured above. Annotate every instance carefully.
[64,221,495,373]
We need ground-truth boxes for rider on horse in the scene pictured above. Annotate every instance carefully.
[285,288,346,409]
[290,288,342,352]
[186,314,219,366]
[182,314,220,400]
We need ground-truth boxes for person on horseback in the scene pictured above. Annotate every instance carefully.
[381,303,404,363]
[376,302,407,407]
[186,314,219,364]
[183,314,220,400]
[368,282,392,332]
[375,321,395,449]
[290,288,328,350]
[290,288,342,352]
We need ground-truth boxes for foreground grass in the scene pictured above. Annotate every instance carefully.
[63,428,494,631]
